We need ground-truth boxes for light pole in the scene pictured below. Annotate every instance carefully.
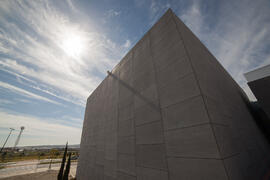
[0,128,15,153]
[14,126,25,149]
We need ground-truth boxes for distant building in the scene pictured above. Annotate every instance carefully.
[77,9,270,180]
[245,64,270,118]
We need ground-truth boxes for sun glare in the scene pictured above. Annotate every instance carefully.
[61,32,85,58]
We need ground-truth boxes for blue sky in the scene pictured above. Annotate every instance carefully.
[0,0,269,146]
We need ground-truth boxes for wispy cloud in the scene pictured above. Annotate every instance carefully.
[123,39,131,48]
[106,9,121,18]
[0,0,129,106]
[149,0,171,25]
[0,0,132,146]
[0,81,60,105]
[66,0,78,13]
[0,99,14,105]
[178,0,270,100]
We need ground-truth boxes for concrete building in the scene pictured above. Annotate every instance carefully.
[245,65,270,118]
[77,9,270,180]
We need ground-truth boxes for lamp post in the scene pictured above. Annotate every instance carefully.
[0,128,15,153]
[14,126,25,149]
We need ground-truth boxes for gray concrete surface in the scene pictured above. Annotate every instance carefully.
[77,9,270,180]
[0,160,77,179]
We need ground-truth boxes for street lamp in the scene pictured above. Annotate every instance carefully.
[14,126,25,149]
[0,128,15,153]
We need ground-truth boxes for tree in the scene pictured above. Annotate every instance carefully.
[63,152,71,180]
[58,142,68,180]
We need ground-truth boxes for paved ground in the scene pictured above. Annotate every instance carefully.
[0,170,59,180]
[0,160,77,179]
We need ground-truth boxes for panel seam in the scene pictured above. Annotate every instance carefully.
[149,16,171,180]
[171,13,230,180]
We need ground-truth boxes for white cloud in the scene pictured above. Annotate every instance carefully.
[107,9,121,18]
[0,0,129,107]
[0,110,82,146]
[0,99,14,105]
[178,0,270,101]
[180,1,203,36]
[0,0,132,146]
[123,39,131,48]
[0,81,60,105]
[149,0,171,25]
[66,0,78,13]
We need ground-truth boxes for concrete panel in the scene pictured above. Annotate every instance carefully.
[118,81,133,97]
[223,153,248,180]
[104,160,117,178]
[104,175,116,180]
[212,125,242,158]
[105,148,117,161]
[162,96,209,130]
[137,166,168,180]
[168,158,228,180]
[93,165,104,180]
[204,95,233,125]
[118,136,135,155]
[117,172,136,180]
[153,41,187,72]
[87,147,97,166]
[118,154,136,176]
[150,18,181,47]
[134,103,161,126]
[156,56,193,88]
[118,94,133,109]
[136,144,167,170]
[165,124,219,158]
[173,15,225,101]
[133,52,153,73]
[118,103,134,122]
[136,121,164,144]
[119,65,133,86]
[133,68,156,92]
[96,150,105,165]
[159,73,200,108]
[134,84,159,109]
[133,35,150,60]
[118,118,135,137]
[104,117,118,134]
[149,9,173,41]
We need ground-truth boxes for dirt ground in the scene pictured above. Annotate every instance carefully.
[0,170,73,180]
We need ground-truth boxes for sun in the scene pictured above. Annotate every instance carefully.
[61,32,85,58]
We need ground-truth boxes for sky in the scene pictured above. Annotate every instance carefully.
[0,0,270,147]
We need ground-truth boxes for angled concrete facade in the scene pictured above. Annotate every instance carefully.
[77,9,270,180]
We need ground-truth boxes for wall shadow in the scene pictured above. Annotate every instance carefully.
[107,71,161,112]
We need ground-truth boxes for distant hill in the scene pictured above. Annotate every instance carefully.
[17,144,80,150]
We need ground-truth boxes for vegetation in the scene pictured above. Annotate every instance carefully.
[63,153,71,179]
[0,147,78,163]
[58,142,68,180]
[1,151,58,163]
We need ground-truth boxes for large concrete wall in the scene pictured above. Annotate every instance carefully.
[77,9,270,180]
